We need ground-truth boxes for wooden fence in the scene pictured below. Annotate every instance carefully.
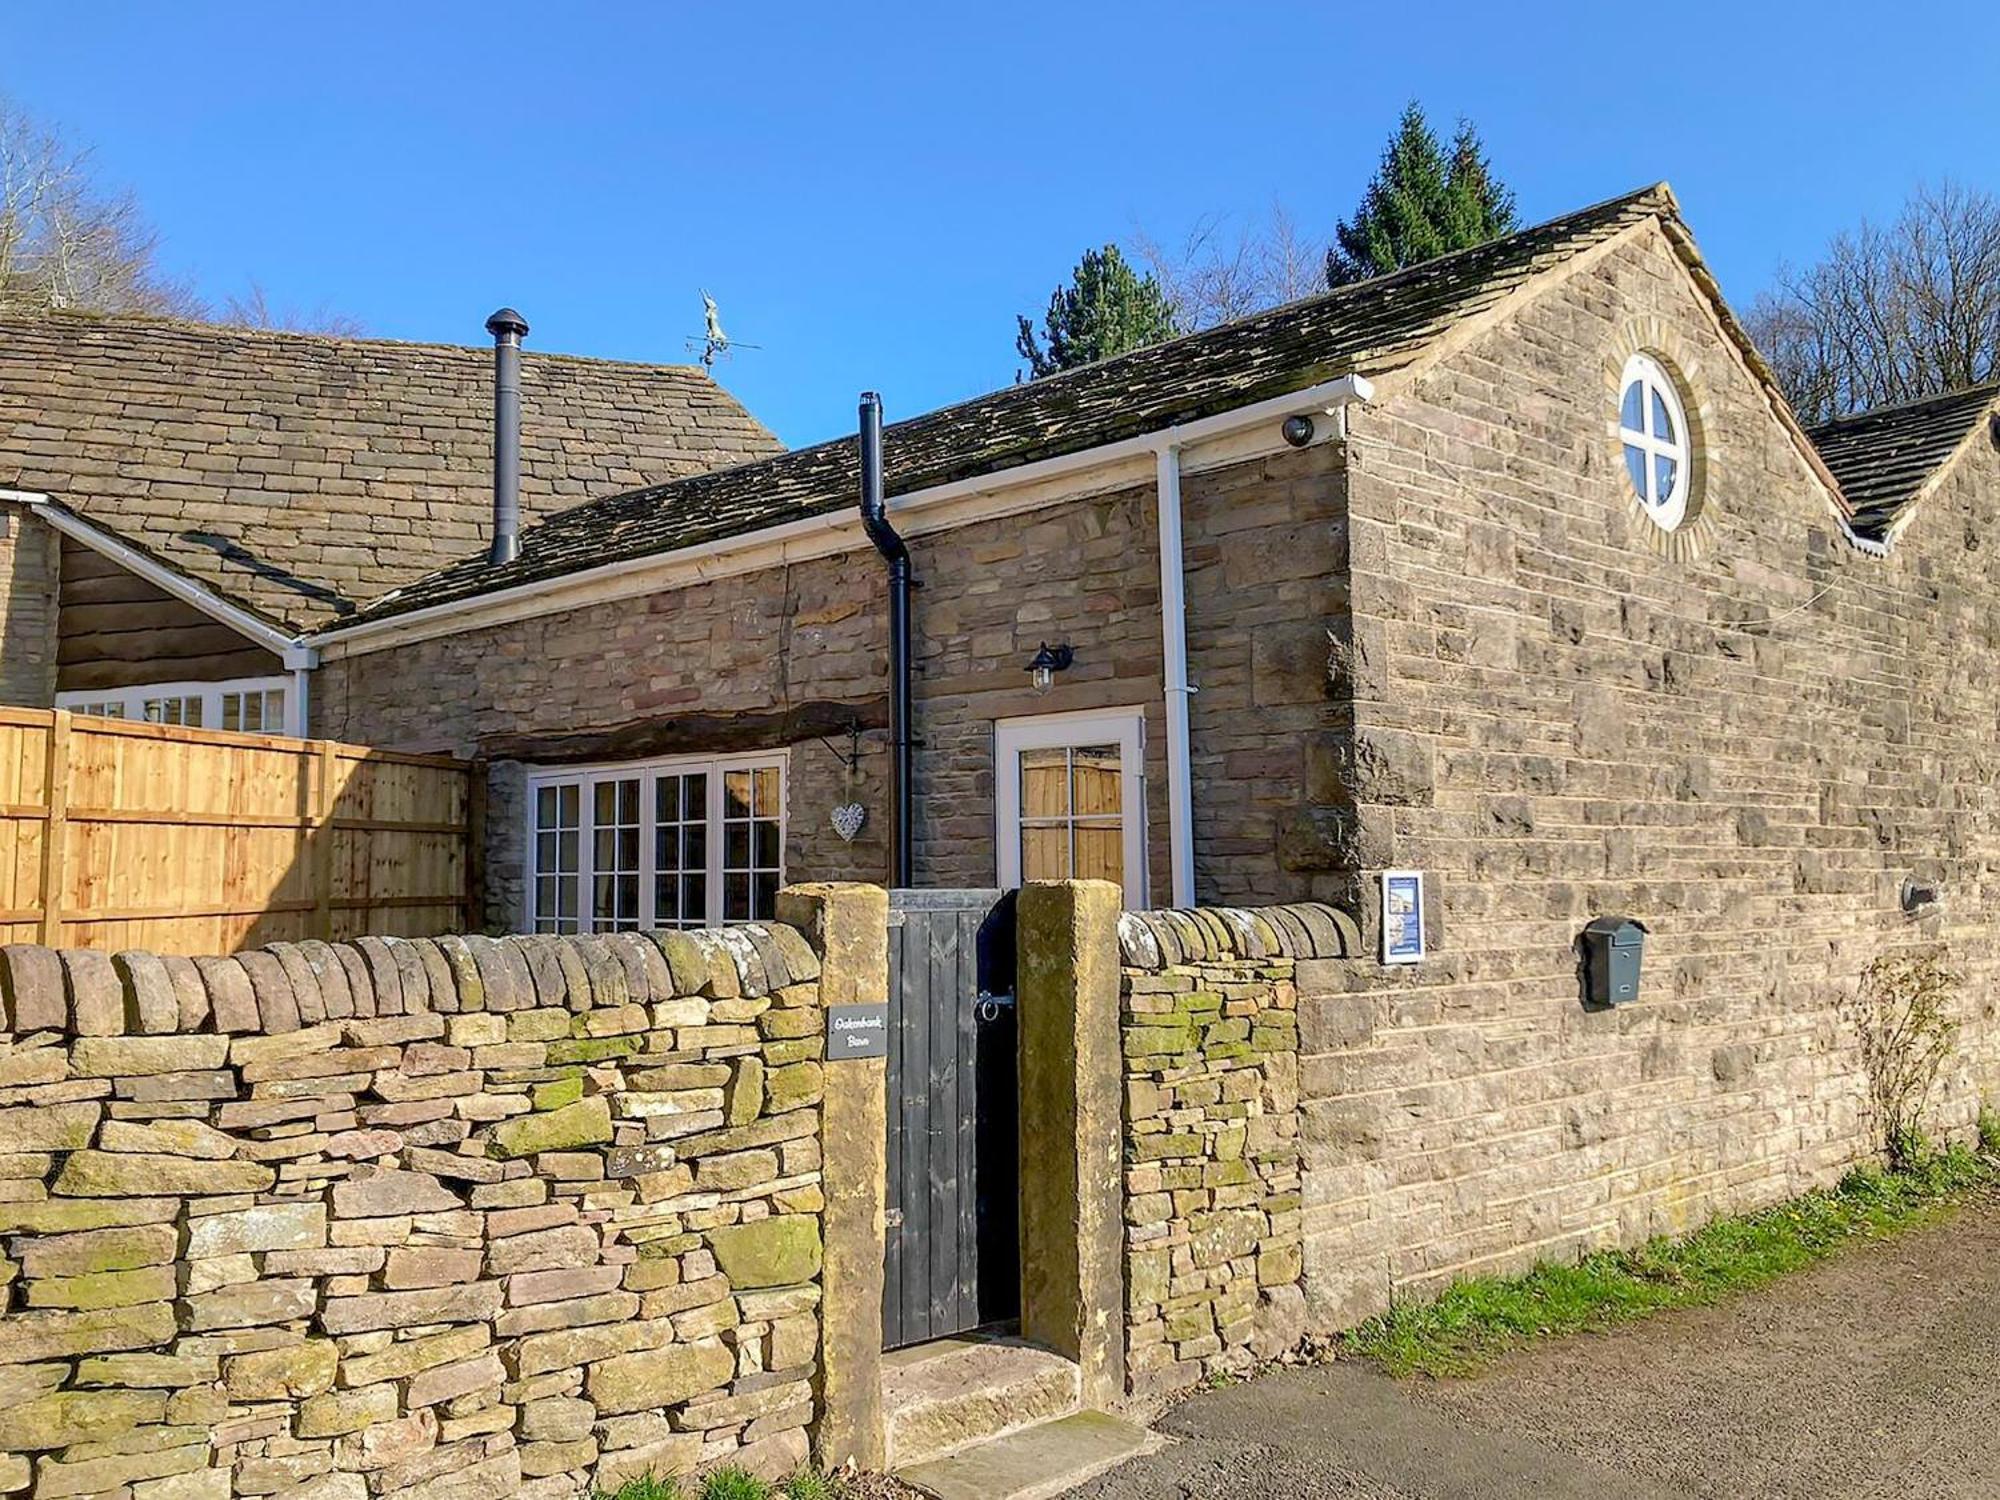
[0,708,478,955]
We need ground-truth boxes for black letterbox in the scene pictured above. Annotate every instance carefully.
[1582,916,1648,1006]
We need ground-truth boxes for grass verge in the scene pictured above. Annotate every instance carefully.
[603,1467,843,1500]
[1341,1143,1996,1379]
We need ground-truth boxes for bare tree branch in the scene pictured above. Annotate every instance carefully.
[1747,181,2000,423]
[1133,200,1330,332]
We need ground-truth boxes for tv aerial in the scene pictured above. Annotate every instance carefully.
[688,290,761,368]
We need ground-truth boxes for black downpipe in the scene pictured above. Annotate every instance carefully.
[858,392,913,888]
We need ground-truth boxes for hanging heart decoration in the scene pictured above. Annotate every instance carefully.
[831,802,867,842]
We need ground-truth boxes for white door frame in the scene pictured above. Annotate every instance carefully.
[994,706,1148,909]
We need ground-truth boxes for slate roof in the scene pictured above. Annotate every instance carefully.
[0,312,781,631]
[345,184,1684,628]
[1807,382,2000,540]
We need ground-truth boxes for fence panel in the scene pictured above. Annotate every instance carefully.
[0,707,476,954]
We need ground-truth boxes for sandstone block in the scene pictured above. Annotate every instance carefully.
[484,1224,598,1276]
[182,1277,316,1331]
[485,1097,612,1160]
[29,1436,205,1497]
[193,955,259,1033]
[98,1119,237,1159]
[515,1396,592,1444]
[0,1389,165,1452]
[185,1200,326,1257]
[296,1383,398,1438]
[591,1433,701,1491]
[708,1215,822,1289]
[319,1281,503,1334]
[337,1325,489,1388]
[0,1100,99,1154]
[224,1340,339,1400]
[0,1302,177,1363]
[0,944,65,1032]
[403,1352,504,1409]
[585,1339,733,1416]
[111,951,180,1035]
[333,1407,438,1470]
[59,949,125,1035]
[53,1150,272,1197]
[382,1246,484,1288]
[332,1169,461,1217]
[71,1034,229,1078]
[23,1265,177,1311]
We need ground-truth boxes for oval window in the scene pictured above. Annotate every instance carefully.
[1618,353,1692,530]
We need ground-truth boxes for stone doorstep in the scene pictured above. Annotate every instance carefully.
[882,1334,1083,1471]
[896,1410,1162,1500]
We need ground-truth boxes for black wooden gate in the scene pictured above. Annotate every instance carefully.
[882,888,1020,1350]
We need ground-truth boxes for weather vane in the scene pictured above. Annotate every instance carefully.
[688,290,761,368]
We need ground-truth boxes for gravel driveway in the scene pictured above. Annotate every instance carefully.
[1074,1189,2000,1499]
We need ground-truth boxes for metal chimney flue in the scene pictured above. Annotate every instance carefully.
[485,307,529,566]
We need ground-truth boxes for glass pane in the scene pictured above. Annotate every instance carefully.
[724,770,752,818]
[617,828,639,868]
[538,785,557,824]
[1071,746,1122,816]
[1620,379,1644,432]
[558,831,578,870]
[558,784,579,822]
[266,690,285,725]
[1022,823,1071,882]
[724,873,750,921]
[1651,388,1675,444]
[594,781,618,823]
[1624,444,1649,499]
[1654,454,1677,504]
[725,825,749,869]
[753,766,780,818]
[754,821,780,868]
[536,877,556,923]
[683,875,707,924]
[657,827,680,872]
[753,872,779,919]
[537,832,557,871]
[222,696,243,732]
[656,775,679,821]
[558,882,578,919]
[182,699,203,727]
[1074,822,1125,885]
[1021,748,1070,819]
[595,874,617,913]
[685,825,707,871]
[595,829,618,868]
[655,874,677,921]
[684,773,707,819]
[619,780,639,822]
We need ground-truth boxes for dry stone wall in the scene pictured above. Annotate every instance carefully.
[1115,904,1354,1396]
[0,916,838,1500]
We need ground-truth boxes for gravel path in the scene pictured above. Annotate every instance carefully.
[1075,1189,2000,1499]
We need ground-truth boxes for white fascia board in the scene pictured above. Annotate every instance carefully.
[0,489,320,666]
[310,373,1376,660]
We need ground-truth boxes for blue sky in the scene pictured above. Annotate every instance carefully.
[9,2,2000,448]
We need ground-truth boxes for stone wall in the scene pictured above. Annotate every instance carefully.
[317,446,1351,926]
[0,505,56,708]
[1114,904,1356,1397]
[1306,216,2000,1329]
[0,904,860,1499]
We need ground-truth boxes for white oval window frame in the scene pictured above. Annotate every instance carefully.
[1618,352,1692,531]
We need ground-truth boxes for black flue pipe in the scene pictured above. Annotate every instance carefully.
[858,392,913,888]
[486,307,529,565]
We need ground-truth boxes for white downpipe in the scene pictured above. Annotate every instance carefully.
[1153,442,1196,909]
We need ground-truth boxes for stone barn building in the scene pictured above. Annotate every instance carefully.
[305,182,2000,1333]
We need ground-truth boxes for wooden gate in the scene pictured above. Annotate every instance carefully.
[883,889,1019,1350]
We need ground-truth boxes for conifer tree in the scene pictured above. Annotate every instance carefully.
[1015,244,1180,378]
[1325,104,1519,287]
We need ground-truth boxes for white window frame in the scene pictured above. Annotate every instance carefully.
[1618,352,1692,530]
[523,749,788,933]
[994,707,1148,909]
[55,675,299,735]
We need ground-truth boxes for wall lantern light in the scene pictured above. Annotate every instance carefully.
[1027,641,1074,696]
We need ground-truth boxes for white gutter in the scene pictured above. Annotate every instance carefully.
[308,373,1380,658]
[0,488,320,667]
